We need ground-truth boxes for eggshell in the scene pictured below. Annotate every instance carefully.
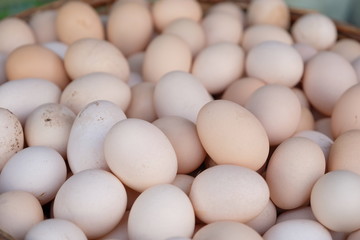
[29,10,58,43]
[242,24,293,52]
[221,77,265,106]
[192,42,245,94]
[314,118,333,140]
[353,56,360,81]
[0,17,36,54]
[64,38,130,80]
[263,219,332,240]
[330,38,360,62]
[207,1,245,22]
[128,184,195,239]
[347,229,360,240]
[6,44,70,89]
[197,100,269,170]
[25,103,75,158]
[96,211,129,240]
[245,84,301,146]
[293,43,318,62]
[294,107,315,133]
[67,100,126,173]
[193,221,263,240]
[42,41,68,59]
[152,0,202,31]
[246,0,290,29]
[266,137,325,209]
[302,51,358,116]
[153,116,206,173]
[125,82,157,121]
[0,108,24,171]
[0,146,67,204]
[190,164,270,223]
[171,174,194,196]
[276,206,316,223]
[246,199,277,235]
[60,72,131,114]
[164,18,205,56]
[202,12,243,46]
[107,2,153,56]
[0,78,61,124]
[328,130,360,175]
[153,71,213,123]
[104,118,178,192]
[291,13,337,50]
[54,169,127,239]
[127,52,145,74]
[0,52,7,84]
[245,41,303,87]
[311,170,360,232]
[56,1,104,45]
[25,219,87,240]
[0,191,44,240]
[292,87,310,108]
[331,83,360,137]
[142,34,192,83]
[294,130,333,160]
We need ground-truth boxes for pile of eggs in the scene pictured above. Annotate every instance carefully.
[1,0,360,239]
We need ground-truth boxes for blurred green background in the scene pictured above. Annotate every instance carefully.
[0,0,359,27]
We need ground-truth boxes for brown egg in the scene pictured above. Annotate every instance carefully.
[0,17,36,54]
[6,44,70,89]
[246,41,304,87]
[152,0,202,31]
[246,0,290,29]
[221,77,266,106]
[291,13,337,50]
[246,199,277,235]
[328,130,360,175]
[311,170,360,232]
[153,116,206,174]
[126,82,157,122]
[302,51,358,116]
[202,12,243,46]
[64,38,130,80]
[294,107,315,134]
[56,1,104,45]
[142,34,192,83]
[197,100,269,170]
[190,164,269,223]
[207,1,245,22]
[245,84,302,146]
[192,42,245,94]
[29,10,58,43]
[242,24,293,52]
[266,137,325,209]
[107,2,153,56]
[330,38,360,62]
[193,221,263,240]
[331,83,360,138]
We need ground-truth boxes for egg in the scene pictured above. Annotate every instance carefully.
[347,229,360,240]
[302,51,358,116]
[0,17,36,54]
[192,221,263,240]
[292,43,318,62]
[294,107,315,133]
[0,52,7,84]
[104,118,178,192]
[29,10,58,43]
[263,219,332,240]
[245,41,304,87]
[6,44,70,89]
[107,2,153,56]
[266,137,325,209]
[294,130,333,160]
[0,191,44,240]
[241,24,293,52]
[142,34,192,83]
[292,87,310,108]
[153,71,213,123]
[330,38,360,62]
[25,219,87,240]
[153,116,206,174]
[353,56,360,80]
[192,42,245,94]
[190,164,269,223]
[245,84,302,146]
[0,78,61,125]
[56,1,104,45]
[197,100,269,170]
[314,118,334,140]
[171,174,194,196]
[96,211,129,240]
[60,72,131,114]
[0,108,24,171]
[207,1,245,22]
[127,52,145,74]
[246,199,277,235]
[128,184,195,239]
[67,100,126,173]
[42,41,68,59]
[246,0,290,29]
[152,0,202,31]
[291,13,337,50]
[276,206,316,223]
[164,18,205,56]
